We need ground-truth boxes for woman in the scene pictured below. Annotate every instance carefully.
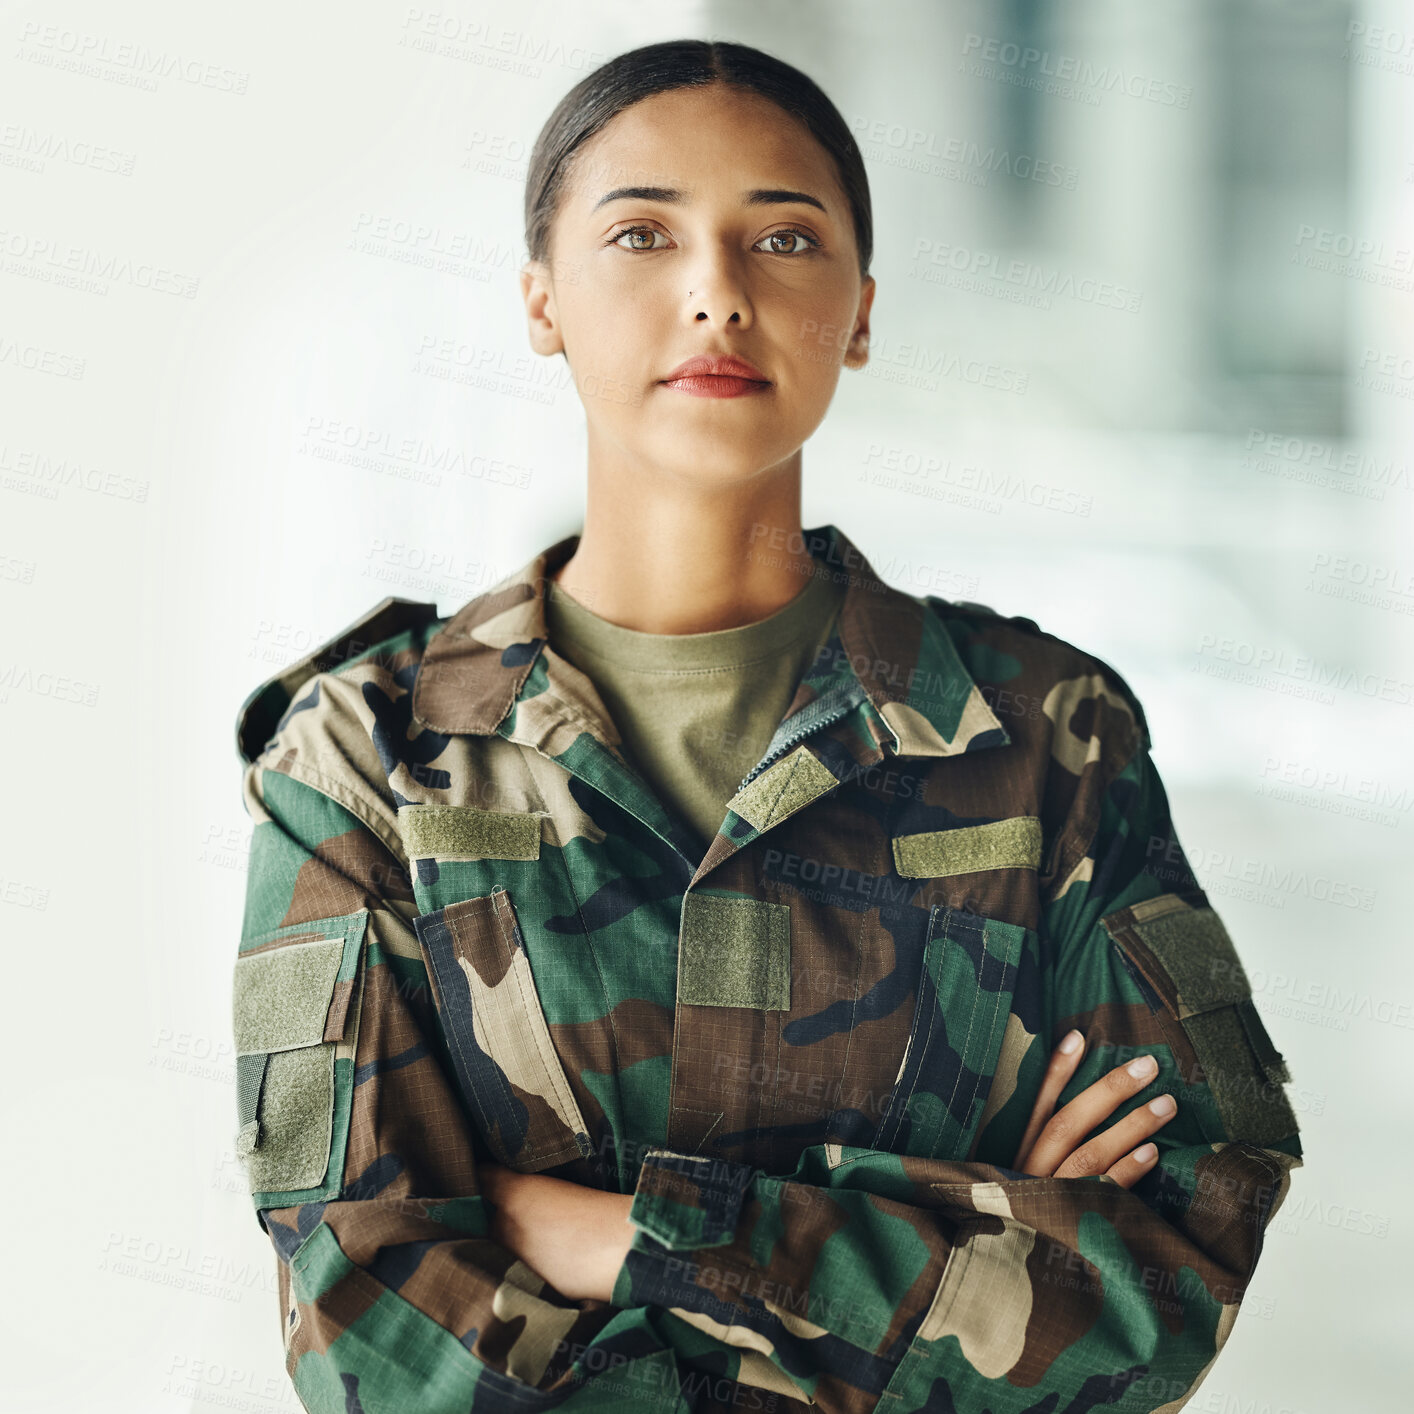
[232,39,1302,1414]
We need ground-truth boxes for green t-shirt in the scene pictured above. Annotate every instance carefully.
[544,567,846,855]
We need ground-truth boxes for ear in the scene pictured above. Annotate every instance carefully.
[521,260,565,359]
[842,275,876,371]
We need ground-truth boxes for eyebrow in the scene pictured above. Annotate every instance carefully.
[591,186,828,215]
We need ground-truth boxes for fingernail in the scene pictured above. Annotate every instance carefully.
[1149,1094,1176,1116]
[1127,1054,1158,1079]
[1133,1143,1157,1163]
[1059,1029,1082,1054]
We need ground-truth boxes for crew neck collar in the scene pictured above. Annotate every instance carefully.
[543,564,843,673]
[411,523,1011,760]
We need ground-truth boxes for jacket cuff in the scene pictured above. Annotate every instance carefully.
[624,1146,756,1250]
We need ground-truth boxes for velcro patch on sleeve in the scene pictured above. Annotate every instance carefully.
[678,893,791,1011]
[1184,1003,1299,1146]
[1124,901,1250,1016]
[892,816,1042,879]
[399,804,542,860]
[1103,893,1298,1147]
[245,1045,337,1194]
[233,938,344,1055]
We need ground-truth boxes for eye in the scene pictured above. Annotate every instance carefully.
[606,225,670,251]
[753,228,821,256]
[603,224,822,255]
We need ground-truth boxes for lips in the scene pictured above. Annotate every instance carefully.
[661,354,770,384]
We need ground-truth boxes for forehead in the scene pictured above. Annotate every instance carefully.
[559,85,843,212]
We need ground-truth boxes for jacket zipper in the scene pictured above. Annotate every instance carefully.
[736,680,870,793]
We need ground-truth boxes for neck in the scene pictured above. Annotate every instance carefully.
[550,452,819,635]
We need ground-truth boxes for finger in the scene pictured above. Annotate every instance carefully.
[1052,1091,1179,1181]
[1021,1051,1165,1176]
[1102,1140,1163,1190]
[1013,1029,1086,1174]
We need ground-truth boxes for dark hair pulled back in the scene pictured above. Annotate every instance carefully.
[524,39,872,279]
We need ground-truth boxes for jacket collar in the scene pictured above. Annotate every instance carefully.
[411,523,1009,759]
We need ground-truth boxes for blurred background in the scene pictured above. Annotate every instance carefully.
[3,0,1409,1408]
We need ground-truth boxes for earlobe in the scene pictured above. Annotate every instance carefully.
[526,319,565,359]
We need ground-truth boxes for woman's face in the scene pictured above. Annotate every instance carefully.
[522,83,875,488]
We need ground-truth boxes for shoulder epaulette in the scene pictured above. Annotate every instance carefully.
[235,595,442,766]
[946,598,1152,751]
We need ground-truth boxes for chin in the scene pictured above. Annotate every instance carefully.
[649,447,779,487]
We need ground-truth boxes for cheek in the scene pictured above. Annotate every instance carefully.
[790,301,857,367]
[771,322,846,406]
[579,280,670,347]
[559,302,657,408]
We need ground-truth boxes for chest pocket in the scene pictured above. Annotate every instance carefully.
[872,904,1029,1163]
[413,886,594,1172]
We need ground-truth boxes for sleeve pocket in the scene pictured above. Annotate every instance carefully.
[232,909,369,1206]
[1100,892,1299,1147]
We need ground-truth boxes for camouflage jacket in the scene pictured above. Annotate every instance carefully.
[230,522,1303,1414]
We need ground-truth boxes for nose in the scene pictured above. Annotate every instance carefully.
[683,259,753,326]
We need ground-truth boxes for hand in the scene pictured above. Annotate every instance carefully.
[1011,1030,1178,1188]
[478,1161,635,1302]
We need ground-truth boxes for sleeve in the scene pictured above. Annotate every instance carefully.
[232,756,699,1414]
[608,720,1305,1413]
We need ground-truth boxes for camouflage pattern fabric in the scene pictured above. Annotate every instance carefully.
[230,522,1303,1413]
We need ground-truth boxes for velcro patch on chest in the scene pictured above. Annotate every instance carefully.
[398,804,543,860]
[677,893,791,1011]
[729,745,840,832]
[892,815,1043,878]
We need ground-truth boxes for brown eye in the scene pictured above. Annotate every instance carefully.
[609,226,667,251]
[753,229,820,255]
